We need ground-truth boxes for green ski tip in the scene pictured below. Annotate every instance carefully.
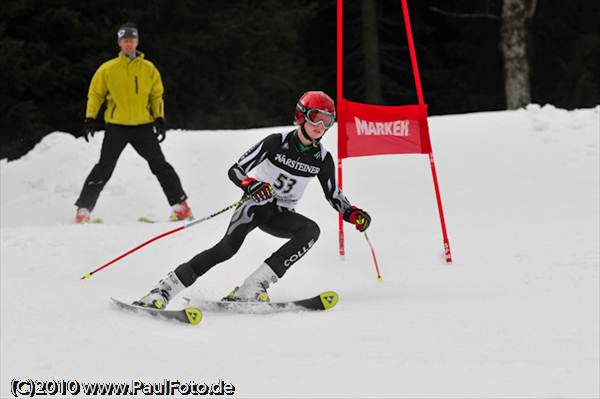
[319,291,339,310]
[184,308,203,325]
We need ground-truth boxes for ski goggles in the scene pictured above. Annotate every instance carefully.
[305,108,336,129]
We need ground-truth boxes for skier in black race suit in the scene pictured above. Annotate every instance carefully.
[135,91,372,309]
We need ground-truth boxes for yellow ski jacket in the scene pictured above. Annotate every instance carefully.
[85,51,164,125]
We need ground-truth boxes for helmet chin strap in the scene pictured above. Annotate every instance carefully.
[300,124,321,146]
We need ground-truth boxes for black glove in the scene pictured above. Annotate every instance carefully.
[343,206,371,232]
[82,118,96,142]
[153,118,166,143]
[242,178,274,202]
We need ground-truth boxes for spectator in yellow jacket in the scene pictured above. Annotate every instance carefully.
[75,22,192,223]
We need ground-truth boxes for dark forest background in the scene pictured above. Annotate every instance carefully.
[1,0,598,160]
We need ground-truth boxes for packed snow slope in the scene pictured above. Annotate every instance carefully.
[1,105,599,398]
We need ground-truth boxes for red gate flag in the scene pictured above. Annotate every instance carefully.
[338,100,432,159]
[336,0,453,263]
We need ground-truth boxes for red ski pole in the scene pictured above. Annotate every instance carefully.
[80,197,249,280]
[363,231,383,282]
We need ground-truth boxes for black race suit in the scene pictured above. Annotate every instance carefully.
[174,130,353,286]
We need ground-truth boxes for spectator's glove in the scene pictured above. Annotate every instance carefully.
[82,118,96,142]
[241,177,274,202]
[153,117,166,143]
[343,206,371,232]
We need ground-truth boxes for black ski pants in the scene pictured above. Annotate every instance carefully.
[75,123,187,211]
[175,200,320,286]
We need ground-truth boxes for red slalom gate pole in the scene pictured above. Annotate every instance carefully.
[401,0,453,263]
[80,197,249,280]
[428,152,453,263]
[336,0,346,257]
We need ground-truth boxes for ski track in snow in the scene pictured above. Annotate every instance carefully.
[1,105,599,397]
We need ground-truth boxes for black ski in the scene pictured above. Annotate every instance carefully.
[110,298,202,325]
[186,291,339,314]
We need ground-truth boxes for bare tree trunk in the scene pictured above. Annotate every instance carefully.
[501,0,532,109]
[362,0,383,104]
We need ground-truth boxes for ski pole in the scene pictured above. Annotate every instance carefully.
[355,214,382,281]
[80,196,250,280]
[363,231,383,282]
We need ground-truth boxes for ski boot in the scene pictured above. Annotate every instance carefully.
[170,200,193,221]
[133,271,185,309]
[75,208,91,224]
[223,263,278,302]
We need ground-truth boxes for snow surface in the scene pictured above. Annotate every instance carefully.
[1,105,599,398]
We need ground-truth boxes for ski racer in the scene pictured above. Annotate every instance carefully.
[134,91,371,308]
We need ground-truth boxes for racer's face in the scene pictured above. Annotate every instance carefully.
[303,121,326,141]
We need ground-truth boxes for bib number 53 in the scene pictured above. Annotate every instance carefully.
[273,174,297,194]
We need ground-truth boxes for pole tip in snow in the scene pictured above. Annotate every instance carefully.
[81,273,92,280]
[377,275,384,282]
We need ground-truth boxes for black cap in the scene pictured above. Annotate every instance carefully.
[117,24,139,40]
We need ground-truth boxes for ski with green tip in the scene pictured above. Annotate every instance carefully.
[138,216,194,224]
[186,291,339,313]
[110,298,202,325]
[75,217,104,224]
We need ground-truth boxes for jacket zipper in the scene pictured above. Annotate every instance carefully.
[134,76,138,94]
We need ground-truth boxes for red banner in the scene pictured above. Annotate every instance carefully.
[338,100,432,159]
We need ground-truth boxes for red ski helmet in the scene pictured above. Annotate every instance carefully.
[294,91,336,129]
